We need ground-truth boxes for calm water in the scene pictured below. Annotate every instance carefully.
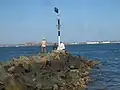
[0,44,120,90]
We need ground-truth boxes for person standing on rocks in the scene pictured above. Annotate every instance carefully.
[41,38,47,53]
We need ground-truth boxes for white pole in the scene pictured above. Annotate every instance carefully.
[58,35,60,46]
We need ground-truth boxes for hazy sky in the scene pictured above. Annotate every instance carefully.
[0,0,120,44]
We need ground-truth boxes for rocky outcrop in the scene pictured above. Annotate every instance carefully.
[0,50,99,90]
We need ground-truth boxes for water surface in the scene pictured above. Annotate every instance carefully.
[0,44,120,90]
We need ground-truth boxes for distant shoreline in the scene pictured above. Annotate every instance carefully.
[0,42,120,48]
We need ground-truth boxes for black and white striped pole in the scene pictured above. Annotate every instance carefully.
[54,7,61,47]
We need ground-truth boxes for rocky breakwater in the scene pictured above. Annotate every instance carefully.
[0,50,99,90]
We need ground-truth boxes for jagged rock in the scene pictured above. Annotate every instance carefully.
[8,66,15,72]
[0,64,7,82]
[0,51,99,90]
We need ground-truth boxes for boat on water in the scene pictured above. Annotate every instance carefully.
[16,45,19,47]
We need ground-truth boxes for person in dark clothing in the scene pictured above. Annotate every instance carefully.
[53,43,58,50]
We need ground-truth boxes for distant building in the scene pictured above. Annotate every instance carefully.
[101,41,110,44]
[25,42,36,46]
[0,45,3,47]
[86,42,99,44]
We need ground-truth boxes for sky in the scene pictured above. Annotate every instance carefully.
[0,0,120,44]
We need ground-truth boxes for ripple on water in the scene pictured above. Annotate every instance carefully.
[88,56,120,90]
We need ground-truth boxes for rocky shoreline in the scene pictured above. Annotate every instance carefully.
[0,50,99,90]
